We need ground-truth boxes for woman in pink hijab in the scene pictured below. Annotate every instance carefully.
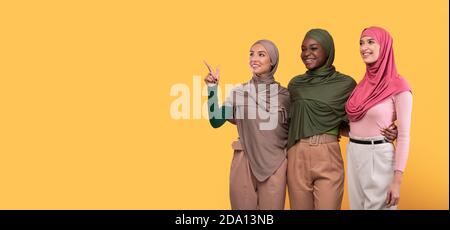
[345,26,412,210]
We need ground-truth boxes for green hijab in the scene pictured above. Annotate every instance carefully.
[287,29,356,149]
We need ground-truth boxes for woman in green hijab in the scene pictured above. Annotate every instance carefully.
[286,29,356,210]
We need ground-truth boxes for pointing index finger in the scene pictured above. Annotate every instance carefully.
[203,60,213,74]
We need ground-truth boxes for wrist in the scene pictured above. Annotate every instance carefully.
[207,84,218,91]
[393,170,403,184]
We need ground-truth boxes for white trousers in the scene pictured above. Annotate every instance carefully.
[347,135,397,210]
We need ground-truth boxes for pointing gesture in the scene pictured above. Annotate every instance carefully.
[204,60,220,86]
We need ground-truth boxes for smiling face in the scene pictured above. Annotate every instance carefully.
[360,36,381,64]
[249,43,272,76]
[301,38,327,70]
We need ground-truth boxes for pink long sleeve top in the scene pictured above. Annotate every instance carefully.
[349,91,413,172]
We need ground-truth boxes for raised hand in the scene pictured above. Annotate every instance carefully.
[204,60,220,86]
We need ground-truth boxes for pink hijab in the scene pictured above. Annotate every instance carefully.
[346,26,411,122]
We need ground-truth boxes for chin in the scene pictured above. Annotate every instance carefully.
[362,57,375,64]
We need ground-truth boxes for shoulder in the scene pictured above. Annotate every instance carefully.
[334,72,357,90]
[229,83,245,93]
[288,74,305,88]
[337,72,357,84]
[394,91,413,101]
[278,85,289,96]
[392,91,412,109]
[278,90,290,107]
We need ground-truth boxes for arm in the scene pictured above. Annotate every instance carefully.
[207,85,233,128]
[339,122,350,137]
[386,91,413,207]
[204,61,234,128]
[393,91,413,172]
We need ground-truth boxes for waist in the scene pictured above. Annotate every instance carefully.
[349,120,394,137]
[349,138,388,145]
[349,134,388,145]
[299,134,338,146]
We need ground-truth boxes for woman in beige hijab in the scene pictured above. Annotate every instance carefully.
[204,40,290,210]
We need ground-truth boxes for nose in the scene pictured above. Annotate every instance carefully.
[360,44,369,52]
[250,55,259,63]
[302,49,311,58]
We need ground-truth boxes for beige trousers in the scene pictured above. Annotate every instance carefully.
[287,134,344,210]
[347,135,397,210]
[229,141,287,210]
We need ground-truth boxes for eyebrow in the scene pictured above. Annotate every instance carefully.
[302,43,320,47]
[250,50,268,54]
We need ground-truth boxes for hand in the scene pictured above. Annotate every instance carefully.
[339,123,350,138]
[204,60,220,86]
[385,171,403,208]
[381,122,398,143]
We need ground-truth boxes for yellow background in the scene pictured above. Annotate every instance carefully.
[0,0,448,209]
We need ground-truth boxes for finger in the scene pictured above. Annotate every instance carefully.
[390,133,395,139]
[215,65,220,77]
[388,196,394,207]
[380,129,389,138]
[211,65,220,82]
[387,127,397,135]
[389,123,398,130]
[384,128,393,135]
[207,74,216,83]
[395,197,400,206]
[205,75,214,83]
[384,132,392,139]
[392,198,398,207]
[387,136,394,142]
[385,192,391,205]
[208,75,216,84]
[381,130,394,141]
[204,60,213,74]
[389,197,397,207]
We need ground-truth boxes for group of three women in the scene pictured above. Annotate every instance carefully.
[204,26,412,210]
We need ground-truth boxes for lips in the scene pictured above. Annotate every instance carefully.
[251,64,260,68]
[361,52,372,57]
[304,58,315,64]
